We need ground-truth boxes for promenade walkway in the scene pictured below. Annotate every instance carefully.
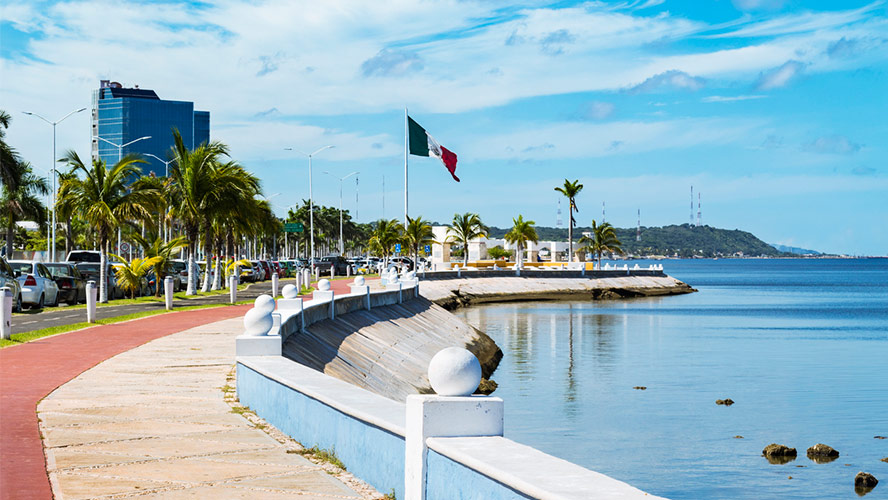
[0,277,376,500]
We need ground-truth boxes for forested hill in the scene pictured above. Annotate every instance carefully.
[485,223,788,258]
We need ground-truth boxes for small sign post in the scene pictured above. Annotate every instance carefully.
[283,223,304,233]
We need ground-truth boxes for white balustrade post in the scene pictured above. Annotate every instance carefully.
[236,294,281,356]
[86,281,97,323]
[272,272,279,298]
[313,279,335,320]
[330,265,335,278]
[0,287,11,340]
[164,276,174,310]
[405,348,504,500]
[229,275,237,303]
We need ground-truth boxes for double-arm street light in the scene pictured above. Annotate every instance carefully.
[93,135,152,253]
[284,146,334,269]
[22,107,87,261]
[323,171,359,255]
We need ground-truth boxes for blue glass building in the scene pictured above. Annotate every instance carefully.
[91,80,210,177]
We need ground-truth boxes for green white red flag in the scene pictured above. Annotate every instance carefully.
[407,116,459,182]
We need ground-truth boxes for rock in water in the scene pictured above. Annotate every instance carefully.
[633,386,647,390]
[716,398,735,406]
[763,444,797,464]
[855,472,878,494]
[881,457,888,463]
[807,443,839,463]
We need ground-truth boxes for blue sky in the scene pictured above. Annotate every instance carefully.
[1,0,886,255]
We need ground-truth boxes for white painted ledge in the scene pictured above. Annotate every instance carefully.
[426,436,667,500]
[237,355,406,436]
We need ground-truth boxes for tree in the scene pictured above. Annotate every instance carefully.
[403,215,435,266]
[504,215,538,268]
[166,129,230,295]
[447,212,487,265]
[1,109,18,191]
[132,233,188,296]
[110,254,162,299]
[486,246,512,260]
[368,218,403,269]
[579,219,623,268]
[554,179,583,261]
[58,150,158,302]
[2,159,48,257]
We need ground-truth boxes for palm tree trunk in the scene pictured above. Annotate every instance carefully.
[5,219,14,258]
[186,238,196,295]
[200,237,212,293]
[517,242,523,268]
[212,240,223,290]
[568,216,573,263]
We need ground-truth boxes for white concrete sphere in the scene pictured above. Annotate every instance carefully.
[318,279,331,291]
[281,284,299,299]
[405,271,416,280]
[428,347,482,397]
[254,294,276,313]
[353,275,365,286]
[243,306,273,336]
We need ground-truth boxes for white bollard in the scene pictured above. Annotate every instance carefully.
[164,276,174,311]
[271,272,279,298]
[330,265,335,278]
[295,270,302,292]
[229,275,238,303]
[347,265,351,277]
[405,348,503,500]
[0,287,12,340]
[86,281,97,323]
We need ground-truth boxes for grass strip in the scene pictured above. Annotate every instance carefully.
[1,300,252,348]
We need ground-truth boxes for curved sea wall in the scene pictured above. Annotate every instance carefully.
[418,270,696,309]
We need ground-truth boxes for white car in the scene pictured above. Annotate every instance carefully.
[9,260,61,309]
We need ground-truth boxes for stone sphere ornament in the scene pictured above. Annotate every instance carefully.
[405,271,416,281]
[318,279,331,291]
[354,275,365,286]
[281,284,299,299]
[428,347,482,396]
[243,306,273,336]
[254,294,275,313]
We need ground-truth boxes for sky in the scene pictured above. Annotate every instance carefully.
[1,0,886,256]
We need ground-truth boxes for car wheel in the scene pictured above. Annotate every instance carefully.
[35,293,45,310]
[50,289,60,307]
[14,294,22,313]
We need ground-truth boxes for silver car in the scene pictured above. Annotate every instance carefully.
[0,257,24,312]
[9,260,61,308]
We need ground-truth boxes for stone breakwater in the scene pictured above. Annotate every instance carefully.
[418,273,697,310]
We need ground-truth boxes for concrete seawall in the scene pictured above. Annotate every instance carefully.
[418,273,696,310]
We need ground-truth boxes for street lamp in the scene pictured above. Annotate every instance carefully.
[22,107,87,261]
[323,171,358,255]
[144,153,176,242]
[284,146,334,269]
[94,135,151,253]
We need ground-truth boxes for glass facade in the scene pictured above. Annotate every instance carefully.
[91,80,210,177]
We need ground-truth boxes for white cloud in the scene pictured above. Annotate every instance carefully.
[581,101,616,120]
[627,70,705,94]
[755,60,805,90]
[702,94,767,102]
[803,135,863,155]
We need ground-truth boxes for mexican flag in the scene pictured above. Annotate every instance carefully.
[408,116,459,182]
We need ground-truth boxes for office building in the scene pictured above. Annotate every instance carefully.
[91,80,210,176]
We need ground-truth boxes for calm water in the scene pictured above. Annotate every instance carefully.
[455,259,888,500]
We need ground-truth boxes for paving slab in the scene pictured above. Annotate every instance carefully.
[38,317,371,499]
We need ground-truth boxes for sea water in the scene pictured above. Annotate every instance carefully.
[455,259,888,500]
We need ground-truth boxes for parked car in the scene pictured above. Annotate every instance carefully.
[257,260,272,280]
[9,260,61,308]
[389,256,415,272]
[169,259,190,290]
[75,262,124,299]
[320,255,349,275]
[44,262,86,305]
[0,257,24,312]
[236,261,256,283]
[281,260,298,277]
[65,250,102,263]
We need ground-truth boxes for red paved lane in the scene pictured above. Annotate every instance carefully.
[0,276,374,500]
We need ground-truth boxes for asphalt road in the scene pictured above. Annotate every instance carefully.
[9,278,300,336]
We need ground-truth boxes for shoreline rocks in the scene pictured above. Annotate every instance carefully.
[763,444,797,464]
[855,472,878,494]
[716,398,735,406]
[807,443,839,464]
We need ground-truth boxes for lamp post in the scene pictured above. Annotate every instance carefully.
[22,107,87,261]
[94,135,151,253]
[323,171,358,256]
[144,153,175,242]
[284,146,334,270]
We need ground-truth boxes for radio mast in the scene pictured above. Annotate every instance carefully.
[636,209,641,241]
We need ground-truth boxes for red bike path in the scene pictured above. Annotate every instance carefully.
[0,278,369,500]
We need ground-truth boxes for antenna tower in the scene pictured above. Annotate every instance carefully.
[556,199,563,227]
[636,209,641,242]
[602,201,606,223]
[690,185,694,226]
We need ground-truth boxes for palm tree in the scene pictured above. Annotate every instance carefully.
[2,159,48,257]
[1,109,18,190]
[504,215,538,269]
[166,129,230,295]
[403,215,435,267]
[579,219,624,268]
[58,150,159,302]
[110,254,161,299]
[132,233,188,296]
[447,212,487,265]
[368,218,403,269]
[554,179,583,262]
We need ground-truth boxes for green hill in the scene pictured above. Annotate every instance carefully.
[486,223,787,258]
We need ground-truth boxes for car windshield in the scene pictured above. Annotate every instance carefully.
[67,251,101,262]
[170,262,186,272]
[44,264,72,278]
[10,262,34,274]
[77,264,100,273]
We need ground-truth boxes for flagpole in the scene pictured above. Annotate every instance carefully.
[404,107,409,229]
